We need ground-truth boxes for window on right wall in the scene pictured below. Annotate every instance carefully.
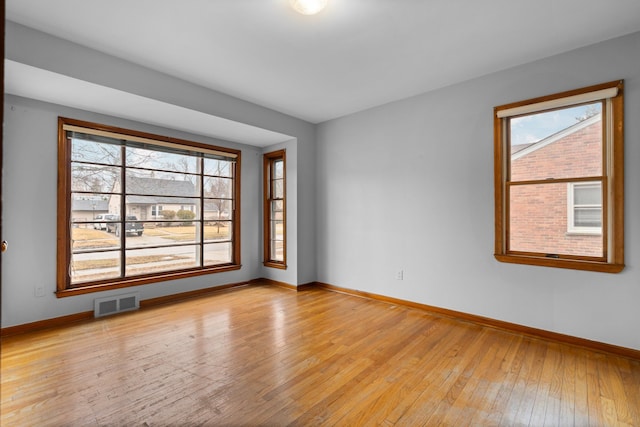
[494,80,624,273]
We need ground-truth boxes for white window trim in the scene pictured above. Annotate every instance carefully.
[567,182,602,235]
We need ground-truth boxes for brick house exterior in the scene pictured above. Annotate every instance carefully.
[509,114,603,257]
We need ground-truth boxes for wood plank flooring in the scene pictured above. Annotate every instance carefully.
[2,285,639,426]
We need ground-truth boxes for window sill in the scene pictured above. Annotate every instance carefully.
[56,264,242,297]
[565,231,602,236]
[263,261,287,270]
[494,254,624,273]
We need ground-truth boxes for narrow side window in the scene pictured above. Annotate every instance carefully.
[263,150,286,269]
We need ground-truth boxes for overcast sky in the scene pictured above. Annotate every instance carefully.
[510,103,601,146]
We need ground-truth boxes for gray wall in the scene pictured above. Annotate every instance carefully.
[316,31,640,350]
[2,23,317,327]
[3,20,639,351]
[2,96,266,326]
[5,20,318,287]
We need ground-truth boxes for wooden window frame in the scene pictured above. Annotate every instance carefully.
[263,149,287,269]
[57,117,242,297]
[493,81,624,273]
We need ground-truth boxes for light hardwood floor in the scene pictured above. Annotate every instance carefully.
[2,285,639,426]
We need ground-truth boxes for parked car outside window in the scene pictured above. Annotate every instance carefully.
[93,214,117,230]
[107,215,144,236]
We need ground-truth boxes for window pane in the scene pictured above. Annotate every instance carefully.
[125,146,195,172]
[126,222,201,248]
[126,174,199,197]
[71,138,121,165]
[271,200,284,220]
[271,240,284,262]
[71,164,121,193]
[274,159,284,179]
[71,194,114,226]
[131,149,198,174]
[71,250,121,284]
[273,179,284,199]
[271,220,284,241]
[125,196,200,221]
[204,199,231,220]
[126,246,199,276]
[204,158,233,177]
[574,184,601,205]
[204,220,232,242]
[575,208,602,228]
[204,176,232,198]
[204,242,232,266]
[161,153,198,174]
[509,183,603,257]
[71,226,120,250]
[510,103,602,182]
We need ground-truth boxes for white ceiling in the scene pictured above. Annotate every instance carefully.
[6,0,640,127]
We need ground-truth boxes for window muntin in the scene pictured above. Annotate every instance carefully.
[263,150,286,268]
[494,81,624,273]
[58,118,241,295]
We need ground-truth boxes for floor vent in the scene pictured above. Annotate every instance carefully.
[94,292,140,317]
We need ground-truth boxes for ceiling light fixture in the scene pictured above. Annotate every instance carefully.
[289,0,328,15]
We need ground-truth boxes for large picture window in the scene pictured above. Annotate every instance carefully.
[57,118,241,296]
[494,81,624,272]
[263,149,286,269]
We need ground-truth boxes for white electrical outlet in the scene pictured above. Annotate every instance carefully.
[34,285,45,297]
[396,270,404,280]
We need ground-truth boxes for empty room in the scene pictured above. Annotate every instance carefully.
[2,1,640,425]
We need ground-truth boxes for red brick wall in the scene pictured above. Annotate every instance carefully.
[509,119,602,257]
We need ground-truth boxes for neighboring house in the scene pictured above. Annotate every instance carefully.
[71,199,109,223]
[108,177,198,220]
[510,114,602,257]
